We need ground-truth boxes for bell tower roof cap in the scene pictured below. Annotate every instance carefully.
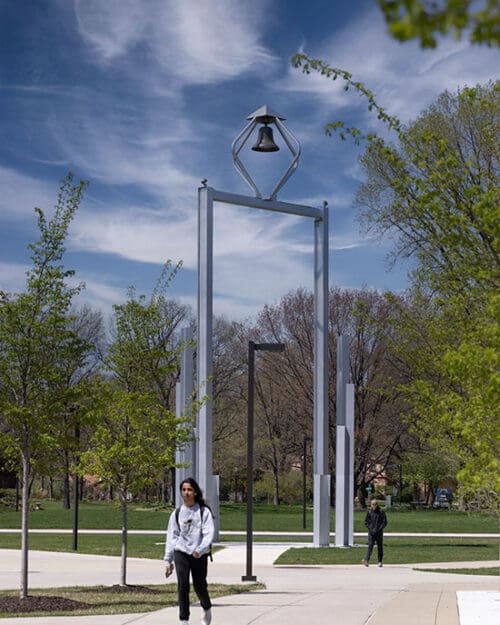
[246,105,286,124]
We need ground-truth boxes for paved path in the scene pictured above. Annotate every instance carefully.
[0,545,498,625]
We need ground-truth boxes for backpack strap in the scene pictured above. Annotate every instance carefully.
[200,505,214,561]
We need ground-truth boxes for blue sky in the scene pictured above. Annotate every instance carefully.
[1,0,497,321]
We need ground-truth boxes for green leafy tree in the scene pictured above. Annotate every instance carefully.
[378,0,500,48]
[293,47,499,508]
[0,173,89,598]
[400,448,460,503]
[357,82,499,507]
[80,264,192,585]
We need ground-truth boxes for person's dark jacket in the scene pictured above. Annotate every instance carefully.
[364,506,387,535]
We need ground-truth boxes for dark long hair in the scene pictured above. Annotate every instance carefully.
[179,477,207,507]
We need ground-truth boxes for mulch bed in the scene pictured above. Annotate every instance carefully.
[0,595,90,613]
[0,585,162,614]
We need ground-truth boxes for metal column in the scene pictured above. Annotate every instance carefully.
[175,326,195,508]
[335,335,354,546]
[313,202,330,547]
[197,186,218,526]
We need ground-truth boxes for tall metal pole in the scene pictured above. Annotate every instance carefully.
[242,341,257,581]
[313,201,330,547]
[175,326,195,508]
[197,185,217,531]
[335,335,354,547]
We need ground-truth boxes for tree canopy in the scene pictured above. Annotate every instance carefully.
[378,0,500,48]
[357,81,499,507]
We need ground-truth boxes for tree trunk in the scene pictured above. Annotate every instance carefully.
[20,452,30,599]
[120,494,128,586]
[272,469,280,505]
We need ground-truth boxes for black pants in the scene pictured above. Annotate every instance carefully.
[366,531,384,563]
[174,550,212,621]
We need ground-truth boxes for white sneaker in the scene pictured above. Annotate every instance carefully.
[201,608,212,625]
[180,621,189,624]
[378,562,383,567]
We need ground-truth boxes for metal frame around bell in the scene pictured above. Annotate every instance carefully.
[231,119,301,201]
[197,185,330,547]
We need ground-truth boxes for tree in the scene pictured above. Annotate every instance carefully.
[211,317,249,497]
[253,287,410,506]
[357,82,499,299]
[293,31,498,507]
[378,0,500,48]
[52,305,105,510]
[357,82,500,507]
[0,173,89,598]
[401,447,460,503]
[80,263,192,585]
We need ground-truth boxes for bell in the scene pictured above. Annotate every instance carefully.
[251,124,279,152]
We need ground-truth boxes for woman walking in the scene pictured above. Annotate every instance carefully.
[164,477,214,625]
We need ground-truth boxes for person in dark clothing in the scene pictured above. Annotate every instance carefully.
[362,499,388,567]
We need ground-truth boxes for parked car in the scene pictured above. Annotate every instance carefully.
[433,487,453,508]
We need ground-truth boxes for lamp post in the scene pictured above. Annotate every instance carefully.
[242,341,285,582]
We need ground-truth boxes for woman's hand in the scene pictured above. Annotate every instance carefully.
[192,551,200,559]
[165,563,174,578]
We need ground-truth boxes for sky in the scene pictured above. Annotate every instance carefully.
[0,0,498,322]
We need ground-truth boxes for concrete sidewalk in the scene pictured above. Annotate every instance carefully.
[0,546,498,625]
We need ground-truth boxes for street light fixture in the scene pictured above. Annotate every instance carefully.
[242,340,285,582]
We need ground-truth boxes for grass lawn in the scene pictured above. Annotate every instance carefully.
[274,537,500,565]
[1,501,498,533]
[414,567,499,576]
[0,533,497,567]
[0,582,263,618]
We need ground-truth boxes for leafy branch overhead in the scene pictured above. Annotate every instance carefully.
[291,54,402,144]
[378,0,500,49]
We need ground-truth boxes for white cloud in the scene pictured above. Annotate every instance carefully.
[213,247,313,317]
[0,167,56,219]
[0,261,29,294]
[74,0,147,60]
[279,8,499,123]
[74,0,277,85]
[69,208,198,266]
[70,199,318,269]
[68,198,319,320]
[44,95,200,203]
[72,275,128,317]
